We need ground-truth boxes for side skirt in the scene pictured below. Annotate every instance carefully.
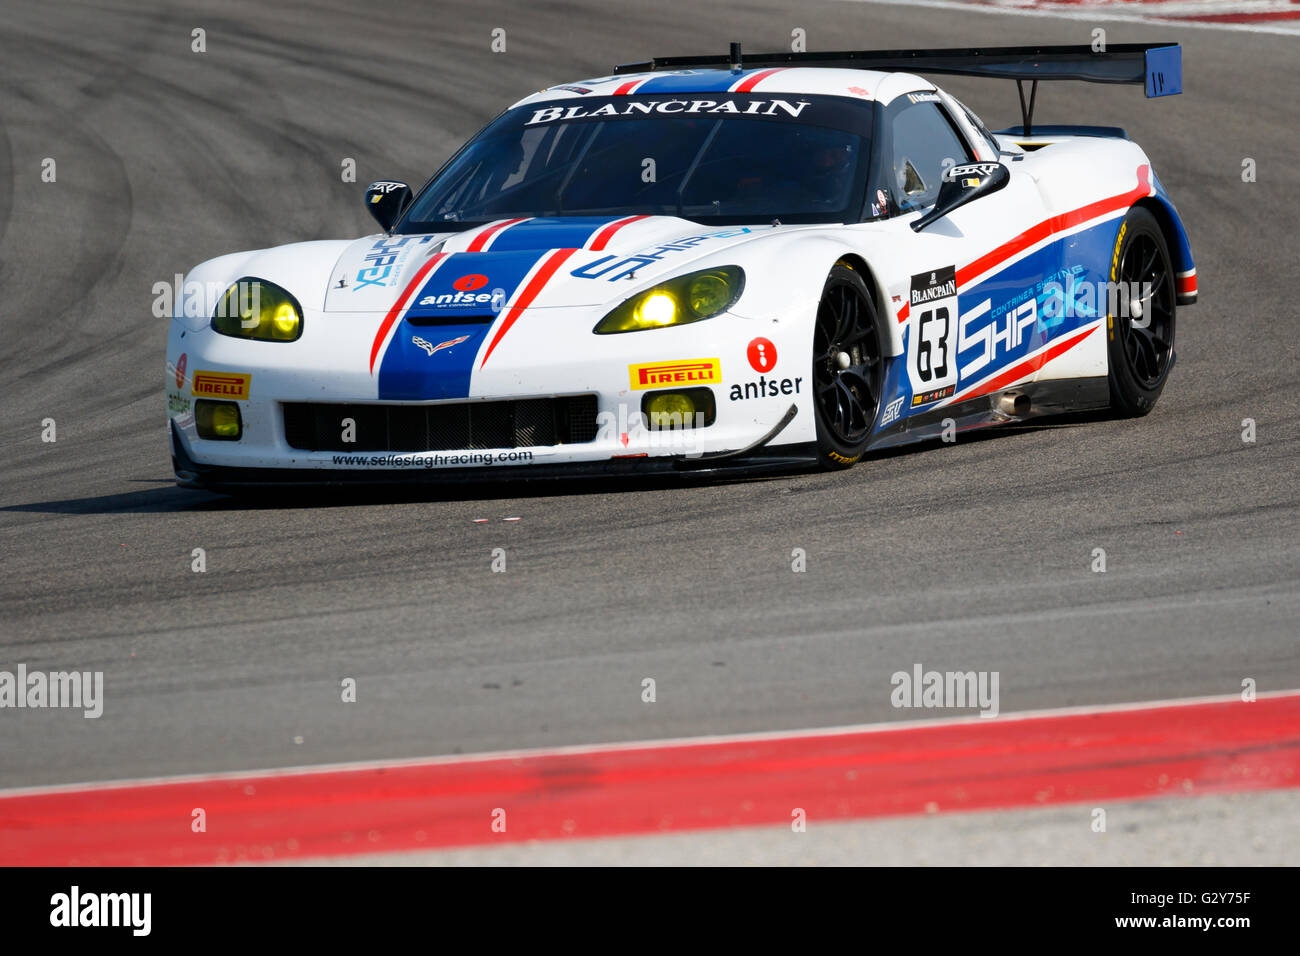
[867,377,1111,452]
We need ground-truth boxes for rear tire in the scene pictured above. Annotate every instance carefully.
[1106,206,1176,417]
[811,263,884,469]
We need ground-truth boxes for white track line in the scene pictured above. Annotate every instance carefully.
[2,688,1296,798]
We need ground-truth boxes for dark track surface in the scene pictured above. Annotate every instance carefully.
[1,0,1296,787]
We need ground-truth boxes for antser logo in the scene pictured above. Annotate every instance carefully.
[50,886,151,936]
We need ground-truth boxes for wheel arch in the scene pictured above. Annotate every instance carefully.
[831,252,904,364]
[832,252,881,306]
[1135,193,1196,306]
[726,233,906,357]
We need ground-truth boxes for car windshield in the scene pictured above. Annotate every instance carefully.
[398,93,874,230]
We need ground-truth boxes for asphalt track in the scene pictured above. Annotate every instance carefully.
[0,0,1297,844]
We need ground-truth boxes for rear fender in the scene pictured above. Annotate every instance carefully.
[1140,172,1197,305]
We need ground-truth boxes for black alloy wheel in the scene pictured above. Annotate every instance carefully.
[812,263,884,468]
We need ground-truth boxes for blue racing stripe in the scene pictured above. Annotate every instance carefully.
[487,217,617,252]
[377,250,546,400]
[375,323,492,402]
[633,70,747,94]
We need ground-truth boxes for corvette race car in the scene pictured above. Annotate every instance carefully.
[166,42,1195,487]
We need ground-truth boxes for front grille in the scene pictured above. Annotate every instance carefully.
[282,396,600,452]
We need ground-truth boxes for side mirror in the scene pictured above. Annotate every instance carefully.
[911,162,1010,232]
[364,180,413,232]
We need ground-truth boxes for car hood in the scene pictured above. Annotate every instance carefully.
[323,215,812,314]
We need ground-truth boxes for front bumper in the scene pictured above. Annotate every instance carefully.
[170,421,816,489]
[167,305,819,488]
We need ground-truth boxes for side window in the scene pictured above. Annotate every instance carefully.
[887,100,974,212]
[957,101,1004,159]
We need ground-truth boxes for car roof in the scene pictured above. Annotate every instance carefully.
[510,67,937,110]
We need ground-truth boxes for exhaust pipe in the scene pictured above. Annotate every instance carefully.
[998,391,1031,416]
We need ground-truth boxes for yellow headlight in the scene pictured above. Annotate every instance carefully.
[271,301,299,338]
[639,293,677,326]
[593,266,744,334]
[687,274,729,316]
[213,279,303,342]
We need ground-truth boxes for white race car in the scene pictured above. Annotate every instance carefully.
[166,43,1195,488]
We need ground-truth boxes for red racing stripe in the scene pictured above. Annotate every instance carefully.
[3,692,1297,865]
[367,252,447,373]
[465,217,529,252]
[896,166,1152,324]
[957,165,1151,289]
[587,214,650,251]
[1177,271,1197,295]
[950,324,1096,404]
[478,248,579,367]
[732,67,787,93]
[613,78,647,95]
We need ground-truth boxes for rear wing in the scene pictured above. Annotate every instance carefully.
[614,43,1182,136]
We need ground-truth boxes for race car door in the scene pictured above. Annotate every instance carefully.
[877,94,1060,413]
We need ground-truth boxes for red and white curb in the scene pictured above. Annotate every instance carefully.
[2,692,1297,865]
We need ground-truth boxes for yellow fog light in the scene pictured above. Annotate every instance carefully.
[213,278,303,342]
[641,388,716,429]
[594,266,744,334]
[195,400,242,441]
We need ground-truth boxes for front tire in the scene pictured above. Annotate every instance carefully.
[1106,206,1176,417]
[812,263,884,469]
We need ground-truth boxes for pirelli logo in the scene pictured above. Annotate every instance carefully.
[629,358,721,391]
[191,370,251,400]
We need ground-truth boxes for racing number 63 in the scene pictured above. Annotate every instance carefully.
[916,307,950,382]
[907,266,959,396]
